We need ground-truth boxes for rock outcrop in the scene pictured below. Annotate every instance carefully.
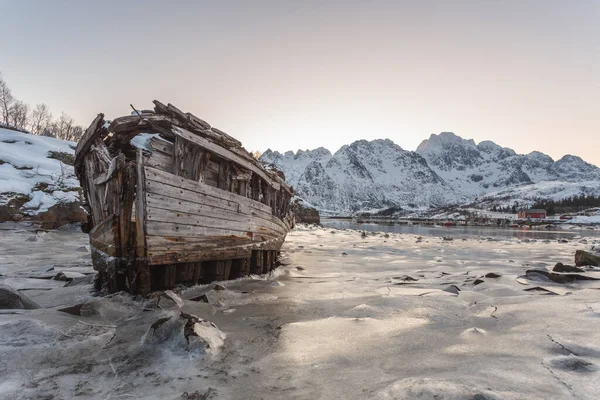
[575,250,600,267]
[0,285,40,309]
[291,197,320,224]
[38,201,87,229]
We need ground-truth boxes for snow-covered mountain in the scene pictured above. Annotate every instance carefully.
[261,132,600,213]
[262,139,460,213]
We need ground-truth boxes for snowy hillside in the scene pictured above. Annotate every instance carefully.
[0,127,80,218]
[261,132,600,214]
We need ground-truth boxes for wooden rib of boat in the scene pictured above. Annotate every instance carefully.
[74,100,294,295]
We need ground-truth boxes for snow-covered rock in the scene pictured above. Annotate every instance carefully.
[0,127,82,221]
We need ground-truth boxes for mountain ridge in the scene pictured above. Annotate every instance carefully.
[261,133,600,213]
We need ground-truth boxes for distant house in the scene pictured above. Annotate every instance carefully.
[518,209,547,219]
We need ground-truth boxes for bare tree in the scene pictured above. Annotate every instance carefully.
[0,72,14,126]
[56,112,75,140]
[30,103,52,134]
[69,125,84,141]
[10,100,29,130]
[47,112,84,141]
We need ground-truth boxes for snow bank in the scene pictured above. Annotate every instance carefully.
[0,128,80,214]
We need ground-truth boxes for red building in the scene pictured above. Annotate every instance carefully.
[518,209,547,219]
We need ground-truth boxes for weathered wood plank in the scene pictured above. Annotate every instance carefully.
[145,166,277,216]
[75,113,105,168]
[89,215,120,256]
[146,204,288,236]
[135,149,151,294]
[146,151,172,172]
[172,126,281,190]
[150,136,174,154]
[82,139,112,225]
[187,112,211,130]
[192,262,203,283]
[146,181,261,218]
[230,258,248,279]
[146,220,280,241]
[147,235,286,265]
[147,191,240,217]
[251,250,263,274]
[147,236,248,251]
[144,166,283,224]
[151,246,253,265]
[173,136,207,180]
[211,127,242,147]
[146,209,284,237]
[217,160,232,191]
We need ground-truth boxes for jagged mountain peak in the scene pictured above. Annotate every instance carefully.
[526,151,554,163]
[477,140,516,160]
[552,154,600,182]
[416,132,476,154]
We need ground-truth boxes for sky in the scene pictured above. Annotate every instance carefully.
[0,0,598,164]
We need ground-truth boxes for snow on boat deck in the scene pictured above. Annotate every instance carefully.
[1,223,600,399]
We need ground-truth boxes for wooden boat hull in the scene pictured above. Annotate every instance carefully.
[76,101,294,294]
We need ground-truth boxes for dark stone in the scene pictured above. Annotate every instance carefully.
[442,236,454,241]
[213,284,226,291]
[553,262,584,273]
[575,250,600,267]
[295,266,305,271]
[190,294,209,303]
[485,272,501,278]
[443,285,461,294]
[38,202,88,229]
[525,269,600,283]
[341,252,348,256]
[291,198,320,224]
[473,279,485,285]
[53,272,70,281]
[0,284,40,309]
[394,275,418,282]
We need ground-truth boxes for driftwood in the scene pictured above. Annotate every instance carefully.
[75,100,294,295]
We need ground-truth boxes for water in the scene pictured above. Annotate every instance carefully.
[321,218,600,240]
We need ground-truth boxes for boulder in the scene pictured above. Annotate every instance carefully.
[485,272,502,278]
[53,272,70,281]
[443,285,461,295]
[553,263,584,273]
[37,202,87,229]
[0,284,40,309]
[575,250,600,267]
[290,198,320,224]
[394,275,419,282]
[190,294,210,303]
[525,269,600,283]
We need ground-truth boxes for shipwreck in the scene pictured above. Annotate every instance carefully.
[74,101,294,295]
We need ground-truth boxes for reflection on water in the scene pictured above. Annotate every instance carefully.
[321,219,600,240]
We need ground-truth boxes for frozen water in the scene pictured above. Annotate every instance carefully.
[1,222,600,399]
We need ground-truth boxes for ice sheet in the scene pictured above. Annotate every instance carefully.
[1,223,600,399]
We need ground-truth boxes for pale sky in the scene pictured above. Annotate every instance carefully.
[1,1,598,164]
